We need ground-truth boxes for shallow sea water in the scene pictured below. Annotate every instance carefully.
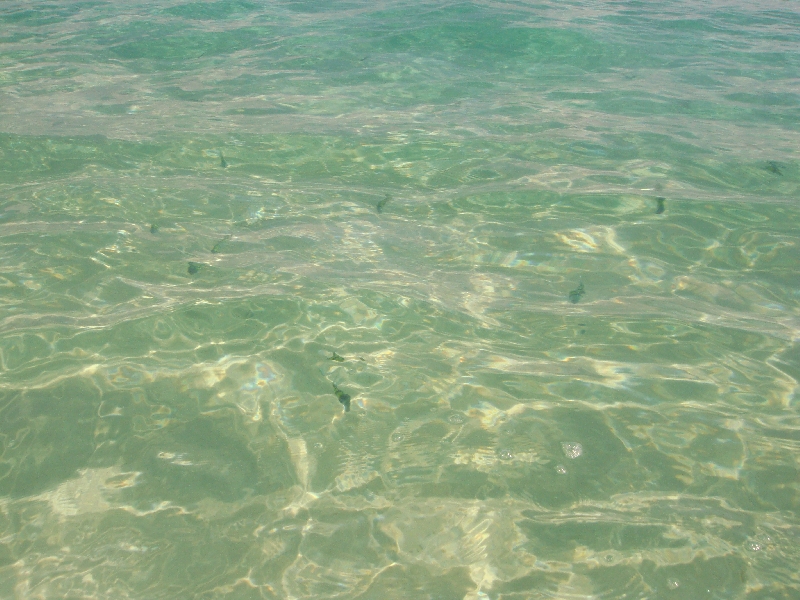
[1,1,799,598]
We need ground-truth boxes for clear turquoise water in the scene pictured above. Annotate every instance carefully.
[1,1,798,598]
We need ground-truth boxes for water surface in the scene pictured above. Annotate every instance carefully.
[0,1,798,598]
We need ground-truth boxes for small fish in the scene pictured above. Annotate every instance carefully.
[332,383,351,412]
[329,352,345,362]
[568,282,585,304]
[211,235,231,254]
[188,261,201,275]
[376,194,390,214]
[655,197,665,214]
[150,223,159,233]
[766,161,782,176]
[220,152,228,168]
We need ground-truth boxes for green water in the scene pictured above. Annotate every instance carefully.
[1,1,798,598]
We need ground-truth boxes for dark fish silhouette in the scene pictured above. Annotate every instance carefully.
[332,383,351,411]
[329,352,345,362]
[568,282,585,304]
[188,262,201,275]
[376,194,390,213]
[765,161,782,176]
[220,152,228,168]
[150,223,159,233]
[211,235,231,254]
[655,197,665,214]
